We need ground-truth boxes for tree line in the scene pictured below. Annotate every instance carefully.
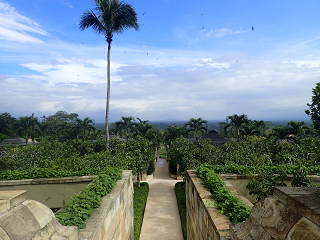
[0,111,315,145]
[0,111,101,143]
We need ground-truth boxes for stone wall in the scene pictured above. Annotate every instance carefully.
[0,170,134,240]
[230,187,320,240]
[0,190,78,239]
[186,169,320,240]
[185,170,253,240]
[79,170,134,240]
[0,176,95,208]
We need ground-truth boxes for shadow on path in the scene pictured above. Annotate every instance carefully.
[139,159,183,240]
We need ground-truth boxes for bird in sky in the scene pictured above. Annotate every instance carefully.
[202,27,204,29]
[142,12,146,16]
[252,26,254,31]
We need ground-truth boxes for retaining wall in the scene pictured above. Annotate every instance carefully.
[186,170,320,240]
[185,170,253,240]
[0,170,134,240]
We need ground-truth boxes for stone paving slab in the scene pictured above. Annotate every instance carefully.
[139,159,184,240]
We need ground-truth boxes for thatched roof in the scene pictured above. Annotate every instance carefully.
[189,130,231,145]
[0,135,26,147]
[202,130,231,145]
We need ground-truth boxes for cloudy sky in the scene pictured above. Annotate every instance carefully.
[1,0,320,123]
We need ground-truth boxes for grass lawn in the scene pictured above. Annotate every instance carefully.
[175,181,187,240]
[133,182,149,240]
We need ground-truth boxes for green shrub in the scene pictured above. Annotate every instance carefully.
[55,167,122,229]
[196,165,250,223]
[146,163,155,175]
[0,133,7,143]
[133,182,149,240]
[175,182,187,240]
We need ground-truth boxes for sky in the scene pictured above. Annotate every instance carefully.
[1,0,320,123]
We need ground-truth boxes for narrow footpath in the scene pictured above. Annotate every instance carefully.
[139,159,184,240]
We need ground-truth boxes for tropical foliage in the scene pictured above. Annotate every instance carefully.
[184,117,209,140]
[224,114,249,140]
[305,82,320,133]
[196,165,251,223]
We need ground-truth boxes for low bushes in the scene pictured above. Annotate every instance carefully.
[175,182,187,240]
[133,182,149,240]
[168,136,320,177]
[0,167,119,180]
[196,165,250,223]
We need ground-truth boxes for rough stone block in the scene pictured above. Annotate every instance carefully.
[0,190,27,209]
[0,204,40,240]
[230,215,255,239]
[0,200,9,214]
[22,199,54,229]
[286,217,320,240]
[260,197,302,239]
[0,227,10,239]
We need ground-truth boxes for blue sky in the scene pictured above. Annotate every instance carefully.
[1,0,320,123]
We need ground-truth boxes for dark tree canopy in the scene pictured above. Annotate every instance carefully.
[305,82,320,133]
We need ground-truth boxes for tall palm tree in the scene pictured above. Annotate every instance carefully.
[115,116,137,140]
[16,113,39,143]
[269,126,290,140]
[224,114,249,140]
[79,0,139,149]
[163,126,185,145]
[73,117,96,140]
[184,118,209,140]
[286,120,306,136]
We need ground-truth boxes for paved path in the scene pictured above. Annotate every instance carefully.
[139,159,184,240]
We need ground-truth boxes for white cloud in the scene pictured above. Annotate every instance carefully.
[203,28,247,38]
[0,1,47,43]
[21,57,127,84]
[37,101,63,112]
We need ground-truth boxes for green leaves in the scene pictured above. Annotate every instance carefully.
[305,82,320,133]
[196,166,250,223]
[133,182,149,240]
[55,168,122,229]
[175,182,187,240]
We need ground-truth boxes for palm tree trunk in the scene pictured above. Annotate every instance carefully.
[105,41,111,150]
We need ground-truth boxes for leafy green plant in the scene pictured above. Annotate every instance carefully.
[175,182,187,240]
[0,133,7,143]
[246,165,287,201]
[196,165,250,223]
[133,182,149,240]
[55,167,122,229]
[146,163,155,175]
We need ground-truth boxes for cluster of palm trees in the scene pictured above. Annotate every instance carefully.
[110,117,210,146]
[0,111,102,142]
[220,114,311,141]
[111,116,161,146]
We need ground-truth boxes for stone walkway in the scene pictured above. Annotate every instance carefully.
[139,159,184,240]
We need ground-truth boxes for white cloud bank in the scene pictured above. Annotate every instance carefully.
[0,1,47,43]
[2,54,319,122]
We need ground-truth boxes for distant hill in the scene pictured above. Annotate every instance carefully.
[165,118,181,122]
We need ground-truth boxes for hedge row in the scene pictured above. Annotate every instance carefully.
[196,165,250,223]
[175,182,187,240]
[133,182,149,240]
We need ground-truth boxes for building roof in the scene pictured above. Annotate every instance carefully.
[0,135,27,147]
[202,130,231,145]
